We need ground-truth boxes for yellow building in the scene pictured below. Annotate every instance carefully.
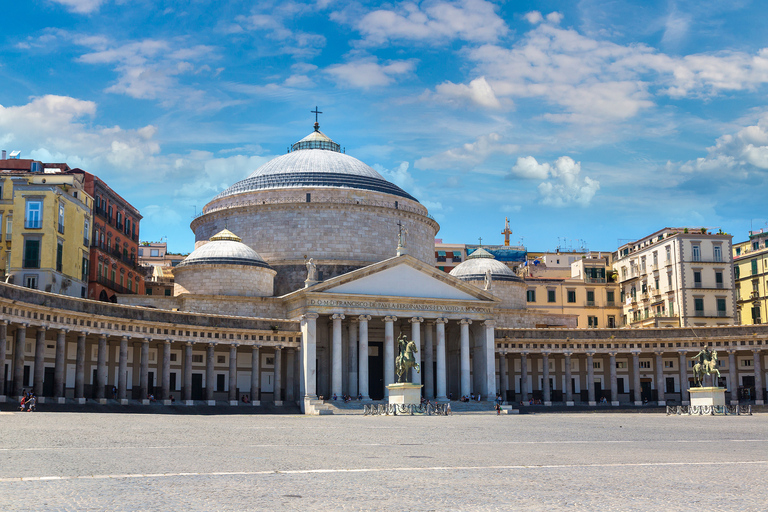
[733,229,768,324]
[0,159,92,298]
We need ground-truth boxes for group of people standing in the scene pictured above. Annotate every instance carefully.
[18,391,36,412]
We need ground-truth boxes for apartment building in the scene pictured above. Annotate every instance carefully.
[733,228,768,324]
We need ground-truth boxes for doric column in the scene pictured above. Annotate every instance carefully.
[331,313,344,397]
[95,334,107,400]
[609,352,618,406]
[655,351,665,405]
[13,324,27,397]
[139,339,149,402]
[410,317,423,385]
[54,329,68,401]
[228,344,238,404]
[286,348,295,402]
[300,313,319,409]
[33,327,46,397]
[348,318,358,398]
[542,352,551,405]
[728,349,738,405]
[251,344,260,405]
[587,352,595,405]
[520,351,529,402]
[678,350,689,404]
[0,321,6,398]
[498,350,507,402]
[183,342,193,404]
[459,319,472,398]
[75,333,86,401]
[118,336,128,402]
[358,315,371,400]
[632,351,641,405]
[435,318,448,400]
[383,316,397,397]
[564,352,573,405]
[274,346,283,405]
[754,349,764,405]
[205,343,215,403]
[483,320,496,399]
[161,340,171,403]
[424,321,434,399]
[506,352,514,399]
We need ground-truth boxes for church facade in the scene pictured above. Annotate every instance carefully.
[1,122,766,412]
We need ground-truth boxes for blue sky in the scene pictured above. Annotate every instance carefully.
[2,0,768,254]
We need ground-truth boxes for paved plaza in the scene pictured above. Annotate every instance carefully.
[0,409,765,511]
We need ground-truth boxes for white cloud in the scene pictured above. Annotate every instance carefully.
[49,0,105,14]
[355,0,508,45]
[432,76,503,109]
[524,11,544,24]
[228,6,326,57]
[508,155,599,206]
[546,12,564,24]
[325,58,416,88]
[376,161,415,191]
[510,156,549,179]
[415,133,518,170]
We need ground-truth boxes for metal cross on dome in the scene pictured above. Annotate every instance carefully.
[311,106,323,123]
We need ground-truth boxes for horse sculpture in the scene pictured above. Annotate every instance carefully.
[395,333,420,383]
[692,348,720,387]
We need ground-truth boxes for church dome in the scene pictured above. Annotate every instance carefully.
[213,124,417,201]
[449,248,520,282]
[176,229,272,270]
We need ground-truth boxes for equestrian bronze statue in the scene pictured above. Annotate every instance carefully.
[691,347,720,387]
[395,333,420,383]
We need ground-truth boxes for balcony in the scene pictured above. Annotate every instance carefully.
[584,277,606,284]
[691,310,730,318]
[83,237,89,247]
[94,275,133,295]
[586,300,596,307]
[94,206,113,224]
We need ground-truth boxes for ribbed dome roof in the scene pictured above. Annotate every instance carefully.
[449,248,521,282]
[177,230,272,269]
[212,125,417,201]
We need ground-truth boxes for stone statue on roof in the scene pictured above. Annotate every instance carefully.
[306,258,318,282]
[484,269,492,290]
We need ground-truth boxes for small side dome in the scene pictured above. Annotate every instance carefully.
[449,248,520,282]
[176,229,272,269]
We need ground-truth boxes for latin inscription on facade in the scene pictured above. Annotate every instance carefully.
[309,299,493,314]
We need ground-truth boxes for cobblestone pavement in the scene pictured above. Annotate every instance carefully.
[0,410,765,511]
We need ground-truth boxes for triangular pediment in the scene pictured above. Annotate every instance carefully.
[298,255,497,302]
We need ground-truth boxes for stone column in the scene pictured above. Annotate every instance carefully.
[274,346,283,405]
[0,321,6,399]
[678,351,689,405]
[498,350,507,403]
[483,320,496,399]
[358,315,371,401]
[754,349,764,405]
[13,324,26,397]
[95,334,107,401]
[118,336,128,403]
[520,352,529,402]
[251,345,260,405]
[33,327,46,398]
[424,321,434,399]
[459,319,472,398]
[228,344,238,405]
[300,313,319,412]
[286,348,295,402]
[728,349,738,405]
[435,318,448,400]
[348,318,358,398]
[54,329,67,402]
[383,316,396,398]
[139,339,149,403]
[205,343,215,404]
[609,352,618,406]
[506,352,515,400]
[564,352,573,405]
[183,342,193,405]
[331,314,344,398]
[655,352,665,406]
[587,352,596,405]
[542,352,551,406]
[632,351,641,405]
[75,333,86,402]
[161,340,171,404]
[410,317,423,386]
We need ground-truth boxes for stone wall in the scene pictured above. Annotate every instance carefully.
[273,263,364,297]
[174,264,276,297]
[461,278,527,310]
[496,309,577,329]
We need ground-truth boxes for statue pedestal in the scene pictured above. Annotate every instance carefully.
[387,383,423,405]
[689,387,726,407]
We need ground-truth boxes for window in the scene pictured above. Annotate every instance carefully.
[108,204,113,221]
[713,245,722,262]
[567,290,576,303]
[56,241,63,272]
[23,239,40,268]
[150,249,159,257]
[664,360,675,369]
[164,288,171,296]
[693,271,702,288]
[84,219,90,246]
[548,290,556,303]
[607,316,615,328]
[58,203,65,234]
[616,361,627,369]
[192,354,203,363]
[25,200,42,229]
[694,298,704,315]
[128,278,133,292]
[586,290,595,305]
[654,277,659,291]
[217,355,226,364]
[668,272,673,286]
[653,251,658,266]
[753,241,759,250]
[138,248,144,257]
[665,245,671,262]
[588,316,598,327]
[82,257,88,282]
[622,267,628,279]
[526,290,536,302]
[692,244,701,262]
[715,271,723,288]
[606,291,615,304]
[752,259,758,275]
[146,288,153,295]
[736,247,742,256]
[717,298,727,317]
[24,275,38,289]
[111,269,116,282]
[639,361,651,369]
[5,215,11,240]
